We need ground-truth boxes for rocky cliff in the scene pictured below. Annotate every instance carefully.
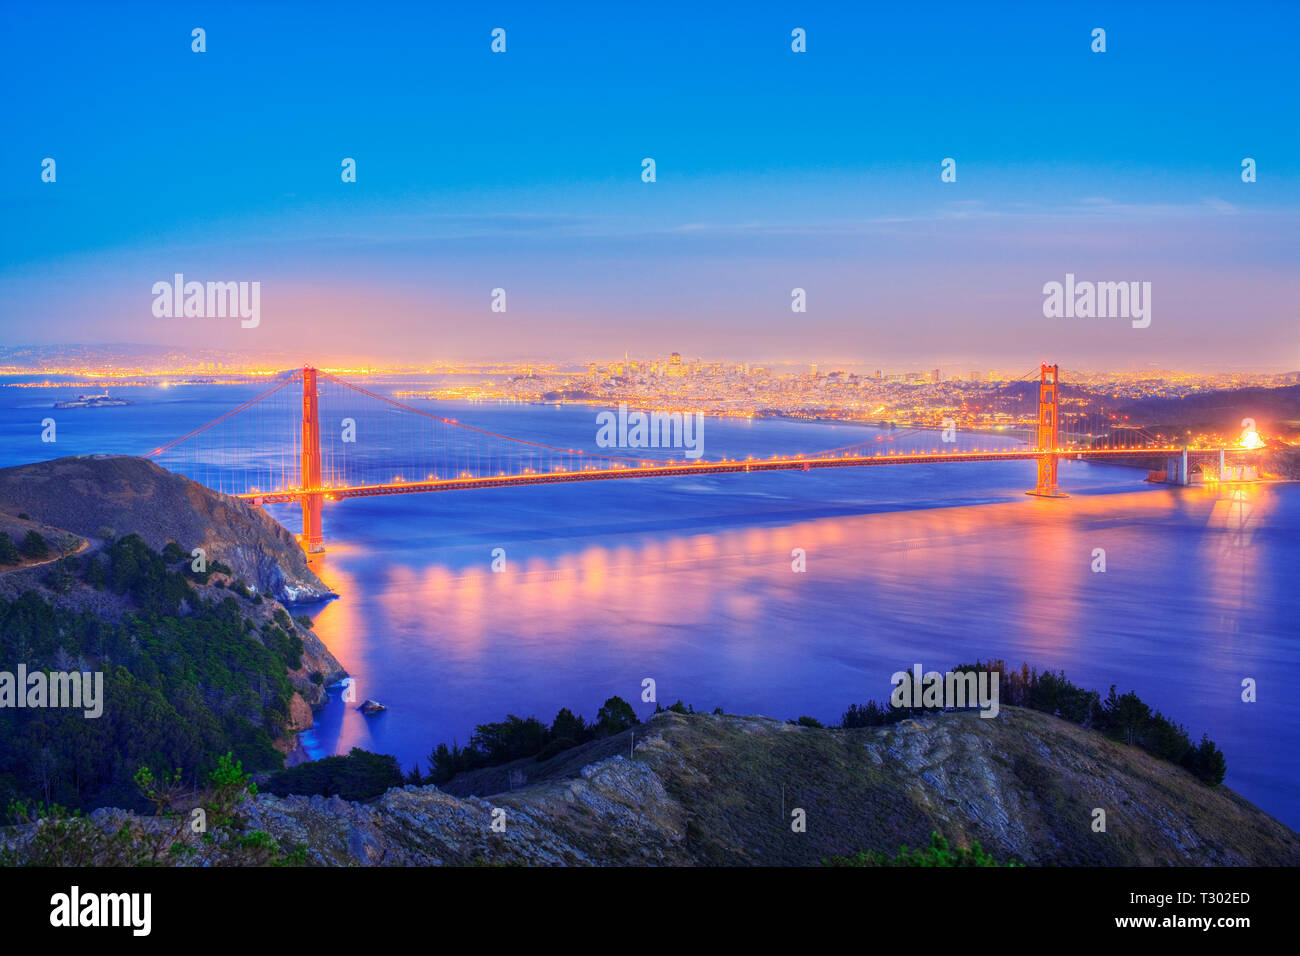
[15,708,1297,866]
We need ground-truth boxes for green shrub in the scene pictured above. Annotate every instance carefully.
[1,753,304,866]
[824,831,1022,867]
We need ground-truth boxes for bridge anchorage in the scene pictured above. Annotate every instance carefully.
[144,364,1263,553]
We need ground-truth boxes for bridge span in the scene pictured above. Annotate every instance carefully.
[146,363,1262,550]
[240,446,1234,504]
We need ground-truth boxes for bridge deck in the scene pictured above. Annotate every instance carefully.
[237,446,1237,503]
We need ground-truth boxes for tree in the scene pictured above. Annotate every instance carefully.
[0,532,18,565]
[1182,735,1227,786]
[83,554,107,588]
[470,715,547,763]
[595,696,638,736]
[1140,711,1193,764]
[18,531,48,560]
[1104,685,1151,745]
[427,742,466,784]
[550,707,587,742]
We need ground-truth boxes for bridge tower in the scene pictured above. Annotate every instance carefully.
[1026,362,1068,498]
[300,367,325,552]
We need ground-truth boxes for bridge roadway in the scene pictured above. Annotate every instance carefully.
[237,445,1229,504]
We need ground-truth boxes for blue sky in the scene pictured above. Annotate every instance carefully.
[1,0,1297,369]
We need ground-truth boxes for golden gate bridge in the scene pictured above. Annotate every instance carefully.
[145,364,1259,551]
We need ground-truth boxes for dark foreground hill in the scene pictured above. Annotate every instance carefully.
[8,708,1297,866]
[0,455,332,603]
[0,456,346,809]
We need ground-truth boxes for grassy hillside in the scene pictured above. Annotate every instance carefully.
[7,708,1294,866]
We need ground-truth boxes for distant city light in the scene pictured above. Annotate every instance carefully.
[1239,428,1264,450]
